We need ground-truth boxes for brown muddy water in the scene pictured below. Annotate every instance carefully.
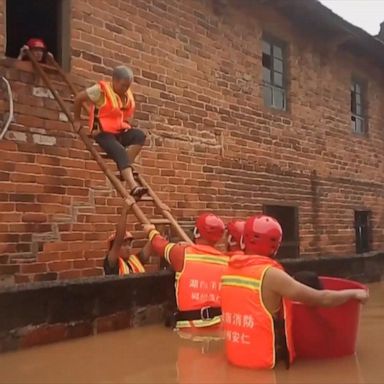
[0,283,383,384]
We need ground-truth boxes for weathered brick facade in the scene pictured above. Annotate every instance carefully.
[0,0,383,284]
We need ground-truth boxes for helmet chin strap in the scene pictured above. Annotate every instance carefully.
[240,235,245,250]
[270,247,278,257]
[227,234,237,247]
[193,227,201,239]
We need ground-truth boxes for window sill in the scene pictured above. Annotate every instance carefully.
[0,57,36,72]
[0,56,61,74]
[259,86,290,118]
[351,131,369,139]
[260,102,292,119]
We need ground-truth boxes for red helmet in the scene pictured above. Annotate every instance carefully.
[226,220,245,248]
[26,38,47,50]
[194,213,225,244]
[107,231,133,248]
[242,215,282,257]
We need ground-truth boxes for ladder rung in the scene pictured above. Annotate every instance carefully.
[150,218,171,225]
[40,63,58,72]
[140,196,154,201]
[50,79,64,85]
[63,97,75,103]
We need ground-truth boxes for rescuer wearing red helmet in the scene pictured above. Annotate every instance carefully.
[220,215,369,370]
[143,212,228,330]
[225,219,245,256]
[103,204,151,276]
[18,38,48,63]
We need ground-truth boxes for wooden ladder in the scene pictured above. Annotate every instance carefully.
[26,51,192,243]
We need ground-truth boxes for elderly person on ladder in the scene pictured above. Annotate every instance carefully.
[73,65,147,199]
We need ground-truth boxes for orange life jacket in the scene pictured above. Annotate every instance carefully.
[118,255,145,275]
[221,255,295,369]
[89,80,135,134]
[175,244,229,329]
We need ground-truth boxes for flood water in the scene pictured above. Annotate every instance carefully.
[0,282,383,384]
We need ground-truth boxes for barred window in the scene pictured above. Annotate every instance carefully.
[355,211,371,253]
[351,80,365,134]
[262,37,286,111]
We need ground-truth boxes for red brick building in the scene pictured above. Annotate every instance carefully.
[0,0,383,284]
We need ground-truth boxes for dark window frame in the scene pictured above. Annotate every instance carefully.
[261,35,287,111]
[5,0,71,71]
[350,78,367,135]
[354,210,371,254]
[263,204,299,259]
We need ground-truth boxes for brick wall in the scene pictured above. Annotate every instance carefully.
[0,0,384,284]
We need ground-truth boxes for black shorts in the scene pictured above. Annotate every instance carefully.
[95,128,146,171]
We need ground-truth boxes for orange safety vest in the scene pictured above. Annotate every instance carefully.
[89,80,135,134]
[118,255,145,275]
[174,244,229,329]
[221,255,295,369]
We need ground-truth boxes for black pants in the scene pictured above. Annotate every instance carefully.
[95,129,146,171]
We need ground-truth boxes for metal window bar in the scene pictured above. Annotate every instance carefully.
[262,39,286,110]
[351,82,365,134]
[351,114,365,134]
[263,83,286,110]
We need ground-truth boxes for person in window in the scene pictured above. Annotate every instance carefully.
[73,65,148,200]
[17,38,48,63]
[104,203,151,275]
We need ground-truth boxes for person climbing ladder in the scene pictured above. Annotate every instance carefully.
[73,65,147,199]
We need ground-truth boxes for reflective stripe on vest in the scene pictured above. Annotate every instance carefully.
[221,275,261,290]
[118,257,130,275]
[185,254,228,266]
[164,243,174,264]
[127,254,145,273]
[118,255,145,275]
[88,81,135,134]
[175,246,228,329]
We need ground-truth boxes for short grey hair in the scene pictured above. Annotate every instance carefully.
[112,65,134,81]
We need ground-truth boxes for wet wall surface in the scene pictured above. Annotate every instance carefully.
[0,252,382,353]
[0,282,383,384]
[0,271,176,352]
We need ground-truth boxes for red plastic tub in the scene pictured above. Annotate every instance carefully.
[292,276,366,359]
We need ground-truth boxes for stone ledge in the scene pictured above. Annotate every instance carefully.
[0,271,175,353]
[0,252,382,353]
[281,251,384,283]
